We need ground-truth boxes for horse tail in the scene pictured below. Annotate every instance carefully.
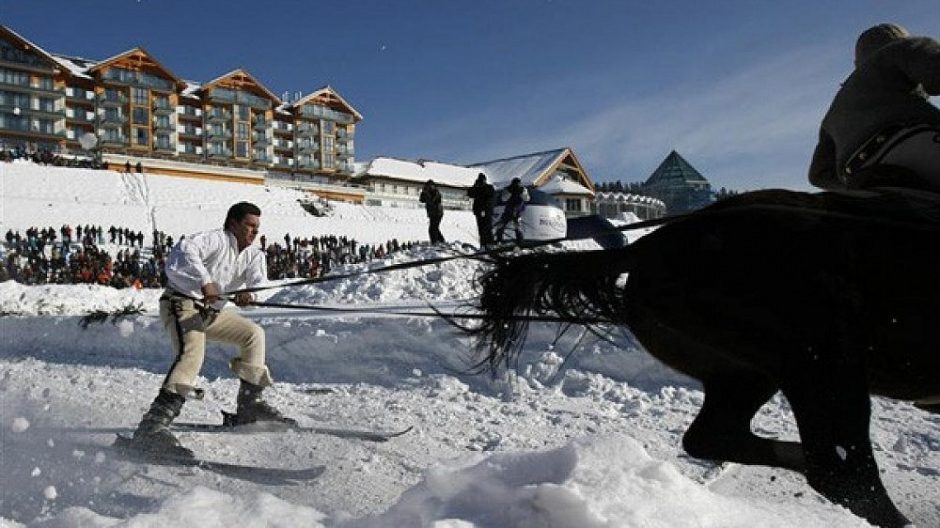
[463,246,635,374]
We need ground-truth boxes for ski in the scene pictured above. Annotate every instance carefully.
[172,412,415,442]
[111,434,326,483]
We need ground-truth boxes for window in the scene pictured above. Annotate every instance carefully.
[134,127,149,146]
[236,141,248,158]
[237,106,249,120]
[37,97,56,112]
[323,152,334,169]
[155,134,171,149]
[104,88,122,103]
[237,122,248,140]
[103,108,124,122]
[565,198,582,212]
[321,120,335,135]
[323,136,333,151]
[133,107,148,125]
[132,87,148,105]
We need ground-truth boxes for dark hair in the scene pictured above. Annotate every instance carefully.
[855,23,909,66]
[224,201,261,228]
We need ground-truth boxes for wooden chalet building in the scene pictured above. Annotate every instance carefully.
[0,24,361,184]
[356,147,597,216]
[470,147,595,216]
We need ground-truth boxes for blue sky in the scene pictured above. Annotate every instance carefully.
[2,0,938,190]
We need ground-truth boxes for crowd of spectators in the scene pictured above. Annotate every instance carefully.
[1,145,102,169]
[1,224,419,289]
[2,225,165,288]
[263,233,417,280]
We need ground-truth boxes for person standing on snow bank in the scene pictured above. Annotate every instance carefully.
[467,172,495,247]
[419,179,446,244]
[495,177,529,245]
[132,201,295,457]
[809,23,940,192]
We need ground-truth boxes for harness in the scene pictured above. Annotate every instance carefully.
[845,123,940,177]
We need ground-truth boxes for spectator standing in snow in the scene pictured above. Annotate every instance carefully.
[467,172,495,247]
[496,177,530,245]
[419,179,445,244]
[809,23,940,191]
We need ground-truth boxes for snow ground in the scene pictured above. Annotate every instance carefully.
[1,161,938,527]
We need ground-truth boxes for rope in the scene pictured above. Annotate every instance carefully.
[238,297,613,325]
[205,190,940,316]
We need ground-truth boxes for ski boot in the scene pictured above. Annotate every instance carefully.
[228,379,297,427]
[130,388,193,458]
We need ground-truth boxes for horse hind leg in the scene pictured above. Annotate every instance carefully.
[682,372,805,471]
[781,372,910,527]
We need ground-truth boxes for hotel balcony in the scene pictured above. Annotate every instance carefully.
[178,126,202,138]
[98,93,127,107]
[295,124,319,137]
[207,128,233,139]
[65,88,96,104]
[152,101,174,115]
[99,114,128,126]
[206,109,232,122]
[208,148,233,158]
[296,159,321,170]
[99,136,129,146]
[297,142,319,154]
[153,120,175,132]
[178,106,202,119]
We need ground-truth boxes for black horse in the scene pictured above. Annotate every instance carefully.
[462,187,940,528]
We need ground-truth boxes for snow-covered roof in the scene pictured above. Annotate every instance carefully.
[470,148,567,187]
[358,157,480,188]
[538,176,593,196]
[180,81,202,99]
[50,54,94,79]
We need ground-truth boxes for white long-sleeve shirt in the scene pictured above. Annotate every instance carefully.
[165,228,267,308]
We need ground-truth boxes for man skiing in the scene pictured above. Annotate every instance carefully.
[809,23,940,191]
[131,201,294,457]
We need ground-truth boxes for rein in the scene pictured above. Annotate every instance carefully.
[200,192,940,319]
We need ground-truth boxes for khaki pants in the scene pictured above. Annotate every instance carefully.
[160,294,273,397]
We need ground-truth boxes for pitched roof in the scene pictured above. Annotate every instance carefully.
[644,150,709,186]
[201,68,281,104]
[87,47,183,89]
[50,54,95,79]
[359,157,479,188]
[470,147,595,193]
[538,175,594,196]
[0,25,61,71]
[292,85,363,121]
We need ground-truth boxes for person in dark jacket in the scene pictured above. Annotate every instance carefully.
[467,172,495,247]
[419,179,445,244]
[809,23,940,191]
[496,177,530,244]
